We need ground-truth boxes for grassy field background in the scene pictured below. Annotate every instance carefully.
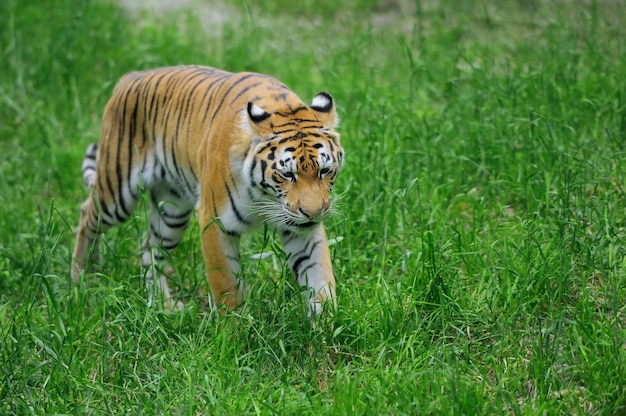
[1,0,626,413]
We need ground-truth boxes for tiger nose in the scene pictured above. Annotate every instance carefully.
[299,200,330,219]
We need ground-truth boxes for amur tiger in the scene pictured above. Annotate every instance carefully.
[71,65,344,317]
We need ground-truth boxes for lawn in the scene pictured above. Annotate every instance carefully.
[1,0,626,414]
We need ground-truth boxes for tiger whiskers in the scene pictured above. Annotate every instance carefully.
[246,200,287,228]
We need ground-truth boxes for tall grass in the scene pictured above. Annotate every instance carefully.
[1,0,626,413]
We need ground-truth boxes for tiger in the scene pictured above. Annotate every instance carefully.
[71,65,344,317]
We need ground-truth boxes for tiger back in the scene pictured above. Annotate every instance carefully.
[72,65,344,316]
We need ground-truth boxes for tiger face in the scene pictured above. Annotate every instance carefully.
[244,93,344,232]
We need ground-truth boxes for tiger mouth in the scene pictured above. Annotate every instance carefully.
[285,219,319,229]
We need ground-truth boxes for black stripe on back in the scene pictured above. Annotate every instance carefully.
[209,74,259,125]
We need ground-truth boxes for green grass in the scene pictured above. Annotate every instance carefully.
[2,0,626,413]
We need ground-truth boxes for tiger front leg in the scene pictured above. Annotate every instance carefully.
[281,225,337,318]
[199,210,245,314]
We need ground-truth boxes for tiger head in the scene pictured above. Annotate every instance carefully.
[244,92,344,231]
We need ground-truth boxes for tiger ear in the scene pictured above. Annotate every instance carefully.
[310,92,337,129]
[247,102,271,123]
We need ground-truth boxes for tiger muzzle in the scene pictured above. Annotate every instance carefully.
[297,199,330,222]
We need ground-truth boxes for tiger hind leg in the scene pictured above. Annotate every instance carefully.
[142,183,194,310]
[72,140,144,282]
[71,196,104,282]
[71,190,138,282]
